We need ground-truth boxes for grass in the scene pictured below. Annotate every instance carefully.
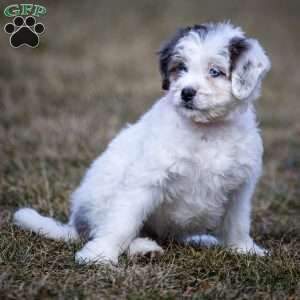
[0,0,300,299]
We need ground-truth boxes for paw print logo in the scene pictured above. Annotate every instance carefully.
[4,16,45,48]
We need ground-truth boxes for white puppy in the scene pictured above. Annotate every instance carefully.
[14,22,271,264]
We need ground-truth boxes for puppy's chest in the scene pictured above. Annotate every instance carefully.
[162,138,249,208]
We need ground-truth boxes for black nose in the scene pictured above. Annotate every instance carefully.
[181,87,196,102]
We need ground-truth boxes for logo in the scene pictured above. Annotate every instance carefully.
[3,4,46,48]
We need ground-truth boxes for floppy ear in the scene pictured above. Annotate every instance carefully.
[230,38,271,100]
[158,40,171,90]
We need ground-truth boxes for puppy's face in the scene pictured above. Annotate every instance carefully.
[159,23,271,123]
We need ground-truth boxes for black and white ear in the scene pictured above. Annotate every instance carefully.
[230,38,271,100]
[158,41,172,90]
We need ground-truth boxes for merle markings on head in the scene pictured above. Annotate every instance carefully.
[158,22,271,123]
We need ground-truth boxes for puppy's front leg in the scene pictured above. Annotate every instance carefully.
[75,188,159,264]
[218,180,267,256]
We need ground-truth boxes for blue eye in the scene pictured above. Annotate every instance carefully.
[209,67,221,77]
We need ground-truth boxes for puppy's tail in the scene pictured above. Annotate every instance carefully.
[14,208,78,242]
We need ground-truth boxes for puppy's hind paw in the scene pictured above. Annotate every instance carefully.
[127,237,164,258]
[183,234,219,248]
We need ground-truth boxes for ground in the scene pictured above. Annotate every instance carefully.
[0,0,300,299]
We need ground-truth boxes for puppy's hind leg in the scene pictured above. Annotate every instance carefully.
[14,208,78,242]
[75,188,161,265]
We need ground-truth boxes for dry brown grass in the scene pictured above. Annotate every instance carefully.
[0,0,300,299]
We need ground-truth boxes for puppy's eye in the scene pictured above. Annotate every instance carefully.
[177,63,187,72]
[209,67,224,78]
[170,63,187,73]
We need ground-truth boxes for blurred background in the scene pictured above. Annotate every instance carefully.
[1,0,300,156]
[0,0,299,298]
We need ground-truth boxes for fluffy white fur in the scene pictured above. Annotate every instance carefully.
[14,22,271,264]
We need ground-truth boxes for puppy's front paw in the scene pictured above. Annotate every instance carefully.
[75,241,118,265]
[231,242,269,256]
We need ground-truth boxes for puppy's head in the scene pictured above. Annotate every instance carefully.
[158,22,271,123]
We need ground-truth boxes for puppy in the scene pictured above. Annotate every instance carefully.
[14,22,271,264]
